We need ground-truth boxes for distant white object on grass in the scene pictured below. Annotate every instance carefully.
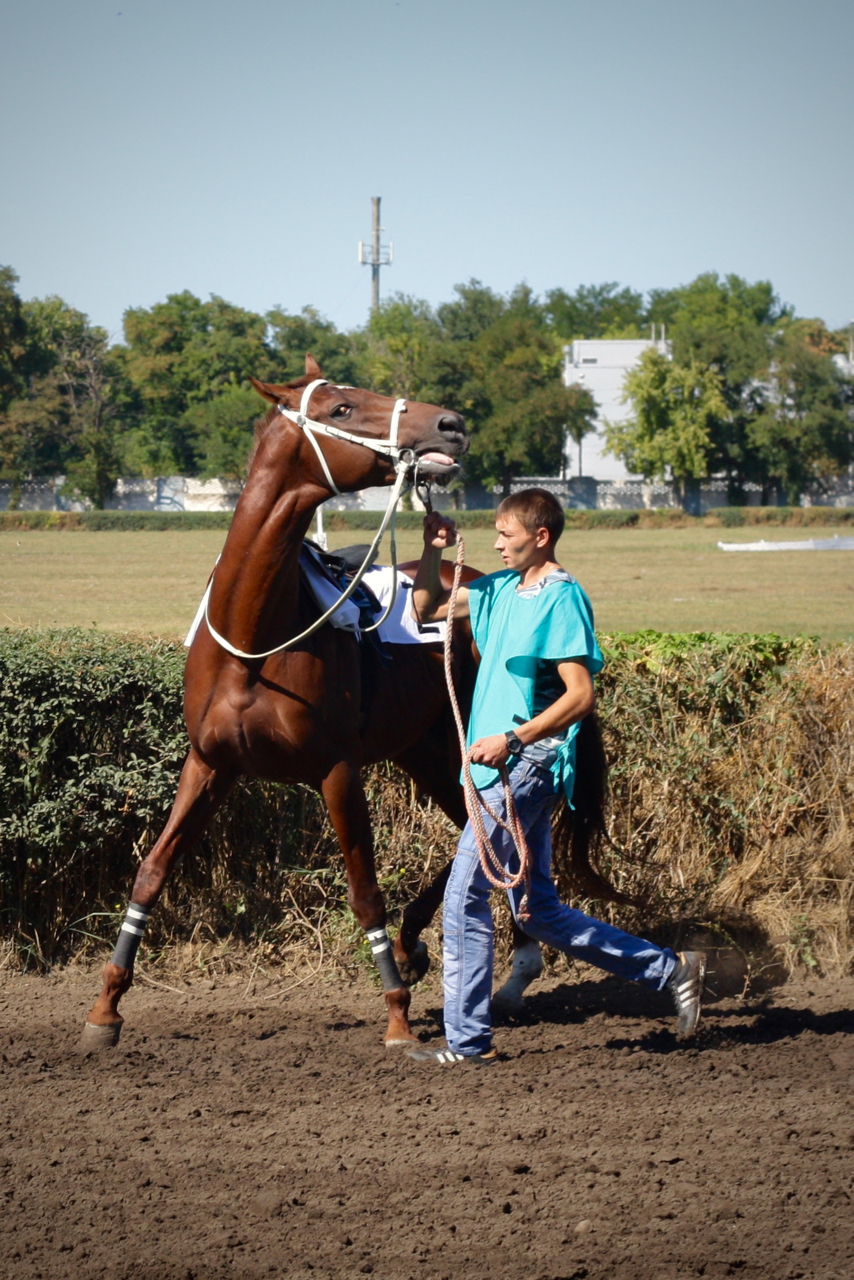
[717,536,854,552]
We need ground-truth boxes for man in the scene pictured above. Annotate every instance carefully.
[409,488,705,1064]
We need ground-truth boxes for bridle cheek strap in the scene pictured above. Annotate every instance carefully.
[278,379,410,497]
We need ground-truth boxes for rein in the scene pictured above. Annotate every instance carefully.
[203,379,415,661]
[441,524,532,914]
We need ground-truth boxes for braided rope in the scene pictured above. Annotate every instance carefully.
[442,533,531,909]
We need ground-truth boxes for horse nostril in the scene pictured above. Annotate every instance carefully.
[437,412,467,442]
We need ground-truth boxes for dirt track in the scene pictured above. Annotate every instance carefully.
[1,965,852,1280]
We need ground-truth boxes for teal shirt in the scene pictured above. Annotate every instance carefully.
[466,569,604,801]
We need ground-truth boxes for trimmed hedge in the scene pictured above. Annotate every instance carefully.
[1,628,851,977]
[0,510,234,532]
[1,505,853,533]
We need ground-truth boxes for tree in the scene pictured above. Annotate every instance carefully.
[182,380,265,480]
[747,320,853,504]
[0,293,125,507]
[436,279,507,343]
[354,294,444,401]
[266,306,357,385]
[358,283,504,504]
[545,282,645,340]
[121,292,276,473]
[0,276,68,500]
[563,382,598,476]
[0,266,27,413]
[0,371,66,504]
[465,286,576,495]
[647,272,790,498]
[604,348,728,507]
[58,330,123,509]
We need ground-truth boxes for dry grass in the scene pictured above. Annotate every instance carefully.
[571,640,854,984]
[711,649,854,977]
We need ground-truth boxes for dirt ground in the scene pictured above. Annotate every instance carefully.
[1,962,852,1280]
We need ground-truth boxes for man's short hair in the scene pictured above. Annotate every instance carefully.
[495,488,565,545]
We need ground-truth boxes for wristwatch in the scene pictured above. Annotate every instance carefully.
[504,730,524,755]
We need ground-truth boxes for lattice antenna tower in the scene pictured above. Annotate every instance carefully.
[358,196,393,313]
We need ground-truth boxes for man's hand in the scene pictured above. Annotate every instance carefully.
[412,512,469,624]
[468,734,511,768]
[423,511,457,550]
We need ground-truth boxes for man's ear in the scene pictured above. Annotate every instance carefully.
[535,526,551,548]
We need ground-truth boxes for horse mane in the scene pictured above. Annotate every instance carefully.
[254,404,280,440]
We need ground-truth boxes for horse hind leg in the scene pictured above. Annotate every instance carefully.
[391,734,468,985]
[492,920,544,1013]
[81,749,235,1050]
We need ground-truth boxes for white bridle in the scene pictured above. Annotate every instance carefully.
[279,378,410,496]
[203,378,421,660]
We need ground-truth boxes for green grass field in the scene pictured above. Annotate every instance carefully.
[1,525,852,642]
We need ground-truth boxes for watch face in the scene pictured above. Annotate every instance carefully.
[505,731,522,754]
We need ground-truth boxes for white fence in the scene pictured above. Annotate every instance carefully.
[3,473,853,514]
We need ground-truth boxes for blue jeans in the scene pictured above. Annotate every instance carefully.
[442,761,677,1056]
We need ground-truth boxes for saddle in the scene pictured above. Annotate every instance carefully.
[302,539,384,633]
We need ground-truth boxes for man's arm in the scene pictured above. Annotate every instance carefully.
[468,658,595,768]
[410,512,471,625]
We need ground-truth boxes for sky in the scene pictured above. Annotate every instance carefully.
[2,0,853,345]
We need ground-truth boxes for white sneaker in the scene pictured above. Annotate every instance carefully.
[405,1044,499,1066]
[668,951,706,1041]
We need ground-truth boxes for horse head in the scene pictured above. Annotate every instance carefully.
[250,355,468,495]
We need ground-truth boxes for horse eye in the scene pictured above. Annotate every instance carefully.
[332,404,352,418]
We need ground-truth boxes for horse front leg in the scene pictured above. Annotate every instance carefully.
[394,860,452,985]
[81,748,235,1049]
[321,760,415,1046]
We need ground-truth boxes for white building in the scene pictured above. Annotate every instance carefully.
[562,335,670,481]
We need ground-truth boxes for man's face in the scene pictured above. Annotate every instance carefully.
[493,515,548,573]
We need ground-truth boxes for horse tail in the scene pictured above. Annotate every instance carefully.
[551,712,634,907]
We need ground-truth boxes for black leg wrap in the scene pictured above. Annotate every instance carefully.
[110,902,151,969]
[365,927,404,991]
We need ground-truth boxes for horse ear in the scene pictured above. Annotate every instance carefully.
[250,377,295,406]
[305,353,323,378]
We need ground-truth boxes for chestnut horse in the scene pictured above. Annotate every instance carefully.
[84,357,474,1048]
[83,356,613,1050]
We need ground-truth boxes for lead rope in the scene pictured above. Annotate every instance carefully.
[439,517,532,916]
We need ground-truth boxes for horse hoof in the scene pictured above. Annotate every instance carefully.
[493,942,543,1013]
[78,1021,122,1052]
[492,983,526,1013]
[396,941,429,987]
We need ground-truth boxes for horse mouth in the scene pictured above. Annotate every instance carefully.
[415,450,460,480]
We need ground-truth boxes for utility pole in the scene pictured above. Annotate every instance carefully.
[358,197,393,313]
